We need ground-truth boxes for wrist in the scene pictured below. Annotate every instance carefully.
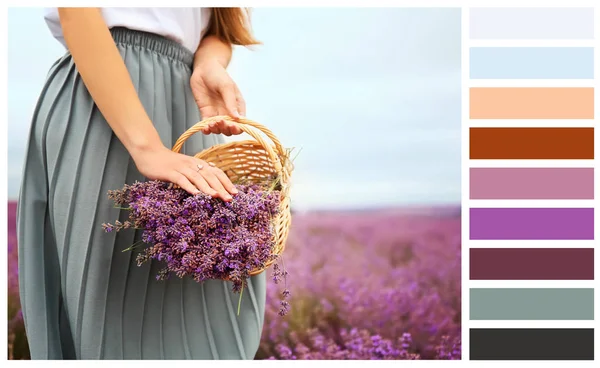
[193,57,226,73]
[126,133,164,160]
[193,36,232,70]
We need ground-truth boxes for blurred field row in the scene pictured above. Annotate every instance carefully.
[8,202,461,360]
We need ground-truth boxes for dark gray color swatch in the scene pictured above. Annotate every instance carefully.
[470,329,594,360]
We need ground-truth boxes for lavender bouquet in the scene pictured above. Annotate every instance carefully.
[103,179,290,316]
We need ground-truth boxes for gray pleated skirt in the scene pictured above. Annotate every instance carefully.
[17,27,266,360]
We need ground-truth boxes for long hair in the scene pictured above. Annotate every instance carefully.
[207,8,261,46]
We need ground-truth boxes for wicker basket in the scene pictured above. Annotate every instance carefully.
[171,115,293,276]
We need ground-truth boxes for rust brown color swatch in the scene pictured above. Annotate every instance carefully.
[470,127,594,159]
[470,248,594,280]
[470,87,594,119]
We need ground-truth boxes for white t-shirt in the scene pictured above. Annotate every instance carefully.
[44,7,211,53]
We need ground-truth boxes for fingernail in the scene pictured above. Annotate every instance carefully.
[232,188,239,194]
[226,195,233,200]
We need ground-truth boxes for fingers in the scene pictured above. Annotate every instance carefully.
[162,151,237,200]
[182,166,218,198]
[225,102,244,135]
[199,106,219,134]
[235,85,247,117]
[189,160,235,201]
[219,82,241,119]
[204,119,238,137]
[228,123,243,135]
[200,82,245,136]
[213,168,238,195]
[201,170,232,201]
[204,120,229,136]
[213,108,242,136]
[215,119,233,136]
[169,172,201,196]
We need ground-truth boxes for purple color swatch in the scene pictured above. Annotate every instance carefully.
[470,208,594,240]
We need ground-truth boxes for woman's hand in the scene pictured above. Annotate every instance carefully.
[191,59,245,136]
[131,144,238,201]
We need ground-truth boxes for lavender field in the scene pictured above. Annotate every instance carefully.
[7,202,461,360]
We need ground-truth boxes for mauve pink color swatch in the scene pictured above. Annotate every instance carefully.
[470,168,594,199]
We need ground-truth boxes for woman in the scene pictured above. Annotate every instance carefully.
[18,7,265,360]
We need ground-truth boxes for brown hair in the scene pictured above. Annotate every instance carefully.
[207,8,261,46]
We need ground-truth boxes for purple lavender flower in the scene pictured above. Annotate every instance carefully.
[9,199,462,360]
[103,180,289,312]
[257,210,461,360]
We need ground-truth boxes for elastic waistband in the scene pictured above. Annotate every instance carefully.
[110,27,194,66]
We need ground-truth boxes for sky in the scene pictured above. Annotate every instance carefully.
[7,7,461,210]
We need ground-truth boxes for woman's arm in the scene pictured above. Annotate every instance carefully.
[191,34,246,135]
[194,35,233,69]
[58,8,163,156]
[58,8,237,200]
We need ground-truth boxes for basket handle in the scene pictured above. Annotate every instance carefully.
[172,116,287,169]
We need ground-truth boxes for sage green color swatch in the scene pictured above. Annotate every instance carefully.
[470,288,594,320]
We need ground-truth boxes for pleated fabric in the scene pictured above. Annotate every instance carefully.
[17,27,266,360]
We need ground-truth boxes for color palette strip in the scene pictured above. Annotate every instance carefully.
[470,8,594,39]
[470,47,594,79]
[470,248,595,280]
[470,128,594,159]
[470,168,594,199]
[470,88,594,119]
[467,7,595,362]
[470,208,594,240]
[470,288,594,320]
[470,329,594,360]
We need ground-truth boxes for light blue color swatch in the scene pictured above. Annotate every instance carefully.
[470,47,594,79]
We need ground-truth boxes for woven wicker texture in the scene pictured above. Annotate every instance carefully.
[172,116,292,276]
